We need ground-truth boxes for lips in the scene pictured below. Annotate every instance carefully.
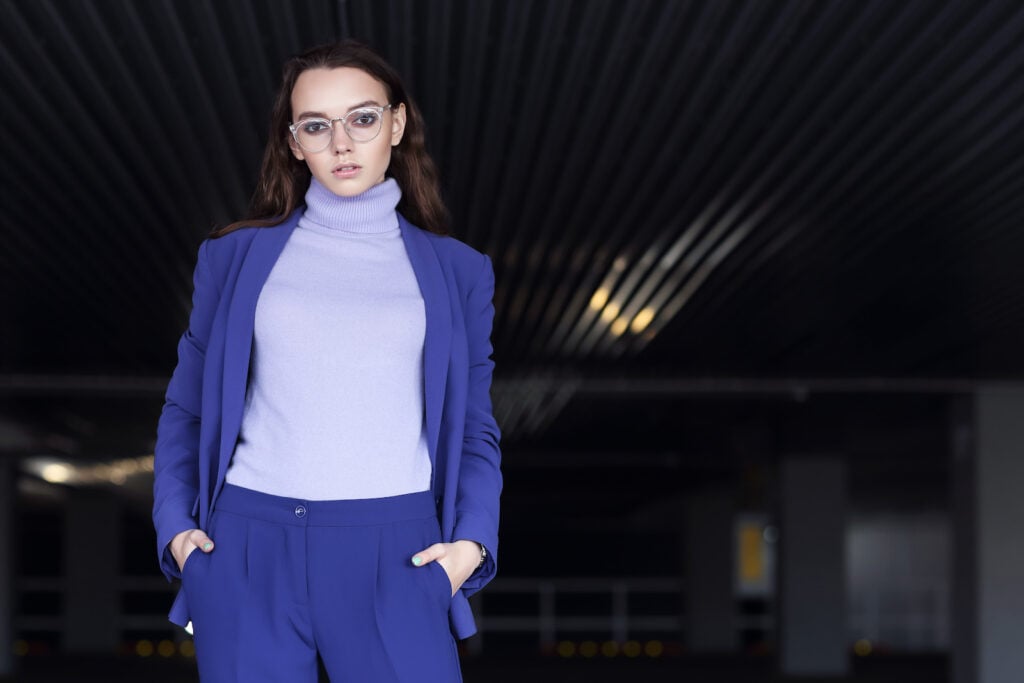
[332,162,361,178]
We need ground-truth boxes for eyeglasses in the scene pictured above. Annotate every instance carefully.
[288,105,394,152]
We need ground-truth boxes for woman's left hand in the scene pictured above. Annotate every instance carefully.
[411,540,481,597]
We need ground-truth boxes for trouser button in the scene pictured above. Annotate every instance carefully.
[294,505,307,518]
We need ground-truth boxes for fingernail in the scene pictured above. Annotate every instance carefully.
[412,555,423,566]
[203,542,213,551]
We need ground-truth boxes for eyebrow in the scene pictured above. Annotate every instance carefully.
[295,100,384,120]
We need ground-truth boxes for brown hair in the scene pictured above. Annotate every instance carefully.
[212,40,449,237]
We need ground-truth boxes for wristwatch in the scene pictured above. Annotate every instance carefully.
[477,543,488,569]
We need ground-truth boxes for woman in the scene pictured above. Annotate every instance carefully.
[152,40,501,682]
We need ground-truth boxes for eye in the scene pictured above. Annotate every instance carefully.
[300,119,331,135]
[350,110,381,128]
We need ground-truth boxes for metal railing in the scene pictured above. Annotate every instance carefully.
[472,577,686,649]
[18,574,955,655]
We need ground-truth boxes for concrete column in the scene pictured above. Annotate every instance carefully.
[683,489,736,652]
[63,489,120,654]
[950,395,976,683]
[779,456,848,676]
[952,388,1024,683]
[0,460,15,679]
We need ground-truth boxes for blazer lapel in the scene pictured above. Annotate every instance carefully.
[216,214,299,494]
[400,215,452,467]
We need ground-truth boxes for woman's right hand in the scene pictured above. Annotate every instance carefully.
[170,528,215,573]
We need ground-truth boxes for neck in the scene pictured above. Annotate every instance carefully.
[300,178,401,234]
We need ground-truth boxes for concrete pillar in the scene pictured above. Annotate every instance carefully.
[0,460,15,679]
[63,489,120,654]
[683,489,736,652]
[952,388,1024,683]
[950,395,977,683]
[779,456,848,676]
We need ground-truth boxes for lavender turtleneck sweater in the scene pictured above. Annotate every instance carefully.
[225,178,432,500]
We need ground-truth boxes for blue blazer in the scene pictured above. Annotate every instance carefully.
[153,209,502,639]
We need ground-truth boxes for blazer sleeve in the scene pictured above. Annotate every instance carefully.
[452,253,502,594]
[152,239,219,581]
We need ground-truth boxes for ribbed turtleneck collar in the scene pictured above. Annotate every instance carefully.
[299,177,401,235]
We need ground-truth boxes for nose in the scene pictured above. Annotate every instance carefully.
[332,119,353,152]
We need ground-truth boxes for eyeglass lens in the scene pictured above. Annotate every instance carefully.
[294,108,386,152]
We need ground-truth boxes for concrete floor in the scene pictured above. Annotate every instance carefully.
[5,653,948,683]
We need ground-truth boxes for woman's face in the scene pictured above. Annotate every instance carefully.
[288,67,406,197]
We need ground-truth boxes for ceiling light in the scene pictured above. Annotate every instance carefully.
[40,463,73,484]
[600,302,620,323]
[630,307,656,333]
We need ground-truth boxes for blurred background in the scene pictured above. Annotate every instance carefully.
[2,0,1024,681]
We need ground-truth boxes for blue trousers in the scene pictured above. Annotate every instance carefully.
[181,484,462,682]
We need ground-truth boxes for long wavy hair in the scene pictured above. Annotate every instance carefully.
[212,41,449,237]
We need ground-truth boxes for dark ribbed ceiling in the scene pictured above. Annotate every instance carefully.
[3,0,1024,450]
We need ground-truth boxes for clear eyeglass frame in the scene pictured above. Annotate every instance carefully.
[288,104,394,152]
